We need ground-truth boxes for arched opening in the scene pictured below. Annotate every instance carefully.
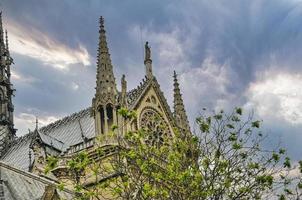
[99,106,105,134]
[106,104,114,132]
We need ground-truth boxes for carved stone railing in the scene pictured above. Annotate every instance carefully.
[63,134,120,155]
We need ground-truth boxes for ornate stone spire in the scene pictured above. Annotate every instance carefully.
[144,41,153,79]
[0,12,15,156]
[94,16,117,105]
[173,71,190,133]
[92,16,118,135]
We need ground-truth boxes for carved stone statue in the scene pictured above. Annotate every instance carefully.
[145,41,151,60]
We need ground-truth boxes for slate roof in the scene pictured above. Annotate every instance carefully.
[1,108,95,171]
[127,78,149,107]
[0,161,74,200]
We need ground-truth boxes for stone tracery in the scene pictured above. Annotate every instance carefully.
[139,108,171,147]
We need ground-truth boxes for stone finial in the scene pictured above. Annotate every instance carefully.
[35,117,39,130]
[173,71,190,133]
[121,74,127,107]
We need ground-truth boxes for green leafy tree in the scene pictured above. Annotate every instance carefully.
[46,107,302,200]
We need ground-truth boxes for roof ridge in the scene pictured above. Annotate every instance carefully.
[126,77,149,106]
[39,107,91,133]
[38,131,64,145]
[0,161,74,194]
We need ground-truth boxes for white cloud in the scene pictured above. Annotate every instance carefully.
[5,20,91,70]
[181,57,237,112]
[245,70,302,124]
[71,82,79,91]
[127,25,238,119]
[15,112,60,135]
[11,70,37,83]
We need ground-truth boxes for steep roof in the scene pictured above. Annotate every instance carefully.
[0,88,150,171]
[1,108,94,171]
[0,161,74,199]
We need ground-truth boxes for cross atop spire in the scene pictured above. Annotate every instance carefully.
[97,16,109,57]
[173,71,190,133]
[99,16,105,31]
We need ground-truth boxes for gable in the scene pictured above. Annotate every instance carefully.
[130,79,176,135]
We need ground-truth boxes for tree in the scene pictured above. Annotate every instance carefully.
[46,107,302,200]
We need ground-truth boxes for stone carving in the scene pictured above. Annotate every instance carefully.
[145,41,151,60]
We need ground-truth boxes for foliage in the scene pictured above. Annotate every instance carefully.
[45,107,302,200]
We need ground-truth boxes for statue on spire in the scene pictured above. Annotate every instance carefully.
[144,41,153,79]
[145,41,151,61]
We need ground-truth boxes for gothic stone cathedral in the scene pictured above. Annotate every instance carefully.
[0,14,190,199]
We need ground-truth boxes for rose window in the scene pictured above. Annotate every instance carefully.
[139,109,171,147]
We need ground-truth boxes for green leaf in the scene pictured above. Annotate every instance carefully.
[111,124,118,131]
[235,107,243,115]
[272,153,280,162]
[252,120,261,128]
[283,157,291,168]
[226,124,235,129]
[214,114,222,120]
[279,148,286,154]
[232,142,241,150]
[299,160,302,173]
[279,194,286,200]
[57,182,65,191]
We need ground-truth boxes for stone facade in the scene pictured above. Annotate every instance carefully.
[0,14,191,199]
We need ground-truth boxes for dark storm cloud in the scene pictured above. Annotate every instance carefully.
[1,0,302,158]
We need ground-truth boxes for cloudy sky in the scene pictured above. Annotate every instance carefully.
[1,0,302,159]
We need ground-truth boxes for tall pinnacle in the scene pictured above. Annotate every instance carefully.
[5,30,13,78]
[94,16,117,105]
[0,12,16,156]
[173,71,190,133]
[0,12,4,56]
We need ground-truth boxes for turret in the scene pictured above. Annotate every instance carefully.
[173,71,190,134]
[92,16,118,135]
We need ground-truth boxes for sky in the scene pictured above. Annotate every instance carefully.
[1,0,302,159]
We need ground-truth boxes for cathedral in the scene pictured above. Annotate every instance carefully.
[0,13,190,199]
